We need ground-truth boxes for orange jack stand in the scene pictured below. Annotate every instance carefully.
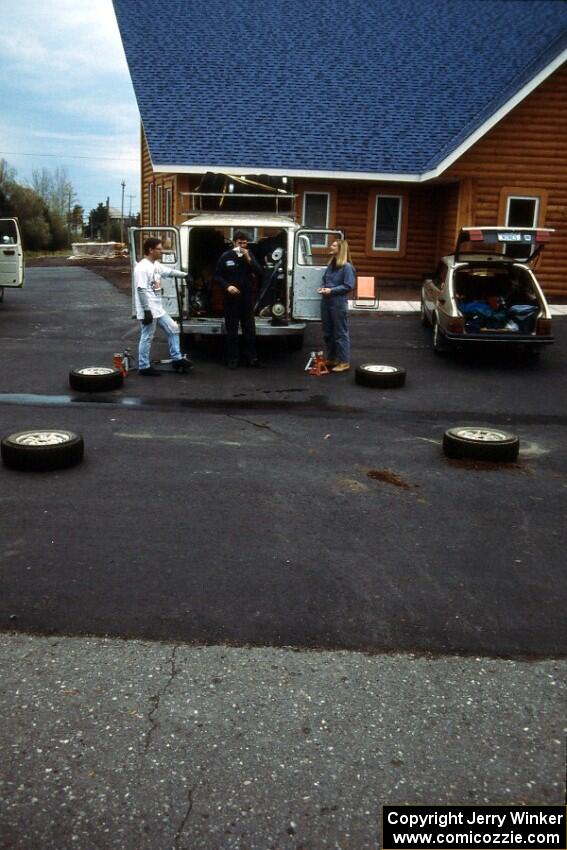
[306,351,329,376]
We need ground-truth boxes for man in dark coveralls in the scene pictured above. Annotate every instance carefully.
[214,230,264,369]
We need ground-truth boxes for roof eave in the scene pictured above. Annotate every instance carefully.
[151,162,423,182]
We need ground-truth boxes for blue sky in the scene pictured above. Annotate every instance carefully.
[0,0,140,216]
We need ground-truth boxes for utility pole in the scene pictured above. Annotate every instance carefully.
[126,194,136,239]
[120,180,126,244]
[106,196,110,242]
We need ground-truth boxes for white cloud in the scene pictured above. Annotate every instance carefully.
[0,0,140,211]
[0,0,128,81]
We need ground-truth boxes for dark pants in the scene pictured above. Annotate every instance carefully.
[321,296,350,363]
[223,291,257,363]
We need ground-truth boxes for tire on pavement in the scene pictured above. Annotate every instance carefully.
[69,366,123,392]
[1,430,85,472]
[443,426,520,462]
[355,364,406,388]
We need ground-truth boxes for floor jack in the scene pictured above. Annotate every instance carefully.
[305,350,329,376]
[152,353,194,373]
[113,352,193,375]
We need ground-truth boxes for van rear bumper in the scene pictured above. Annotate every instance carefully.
[183,317,306,337]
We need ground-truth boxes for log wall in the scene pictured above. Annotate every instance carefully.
[445,62,567,295]
[141,128,191,226]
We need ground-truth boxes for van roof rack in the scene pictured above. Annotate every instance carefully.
[179,172,297,216]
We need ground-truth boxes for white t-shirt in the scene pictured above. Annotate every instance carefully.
[134,258,186,319]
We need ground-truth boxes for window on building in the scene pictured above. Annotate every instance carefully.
[156,186,163,226]
[373,195,402,251]
[302,192,330,246]
[165,188,172,225]
[147,183,154,226]
[505,195,539,257]
[506,196,539,227]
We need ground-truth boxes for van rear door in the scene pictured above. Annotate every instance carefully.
[292,229,343,320]
[0,218,24,290]
[128,227,183,317]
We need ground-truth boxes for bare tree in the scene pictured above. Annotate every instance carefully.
[0,158,17,189]
[30,166,76,219]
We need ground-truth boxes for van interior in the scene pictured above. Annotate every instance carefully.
[187,228,288,320]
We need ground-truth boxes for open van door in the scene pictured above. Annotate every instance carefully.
[292,228,343,320]
[0,218,24,299]
[128,226,183,317]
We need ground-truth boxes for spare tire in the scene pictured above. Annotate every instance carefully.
[69,367,123,392]
[443,426,520,462]
[355,364,406,388]
[1,430,84,472]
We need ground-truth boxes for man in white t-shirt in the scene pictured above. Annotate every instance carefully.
[134,237,192,376]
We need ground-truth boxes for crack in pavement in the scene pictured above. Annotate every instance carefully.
[173,786,195,850]
[227,413,283,438]
[143,645,179,754]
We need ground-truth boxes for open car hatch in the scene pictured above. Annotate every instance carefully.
[455,226,554,264]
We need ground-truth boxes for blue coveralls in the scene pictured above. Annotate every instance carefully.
[321,261,356,363]
[214,249,264,364]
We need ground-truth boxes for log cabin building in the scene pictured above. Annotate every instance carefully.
[113,0,567,296]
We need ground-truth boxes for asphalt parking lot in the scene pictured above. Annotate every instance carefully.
[1,267,566,657]
[0,267,565,849]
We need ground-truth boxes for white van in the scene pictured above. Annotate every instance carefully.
[0,218,24,302]
[129,214,342,348]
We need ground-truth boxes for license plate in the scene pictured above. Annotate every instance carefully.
[497,232,531,242]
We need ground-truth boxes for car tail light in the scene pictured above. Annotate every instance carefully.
[448,317,465,334]
[536,229,551,243]
[536,318,552,336]
[468,229,484,241]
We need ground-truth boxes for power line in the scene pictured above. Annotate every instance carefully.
[0,150,138,163]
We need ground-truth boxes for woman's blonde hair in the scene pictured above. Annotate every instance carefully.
[332,238,351,268]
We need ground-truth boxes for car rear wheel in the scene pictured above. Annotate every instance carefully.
[1,430,85,472]
[69,367,123,392]
[355,364,406,388]
[443,426,520,462]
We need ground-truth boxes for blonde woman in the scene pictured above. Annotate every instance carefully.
[317,238,355,372]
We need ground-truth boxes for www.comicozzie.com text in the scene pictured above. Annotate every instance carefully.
[386,811,564,830]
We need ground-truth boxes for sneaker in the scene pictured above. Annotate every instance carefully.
[331,362,350,373]
[139,367,162,377]
[325,359,338,367]
[172,356,193,372]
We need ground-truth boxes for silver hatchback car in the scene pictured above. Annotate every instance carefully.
[421,227,554,354]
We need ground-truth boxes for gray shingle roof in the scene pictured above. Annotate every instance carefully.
[113,0,567,176]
